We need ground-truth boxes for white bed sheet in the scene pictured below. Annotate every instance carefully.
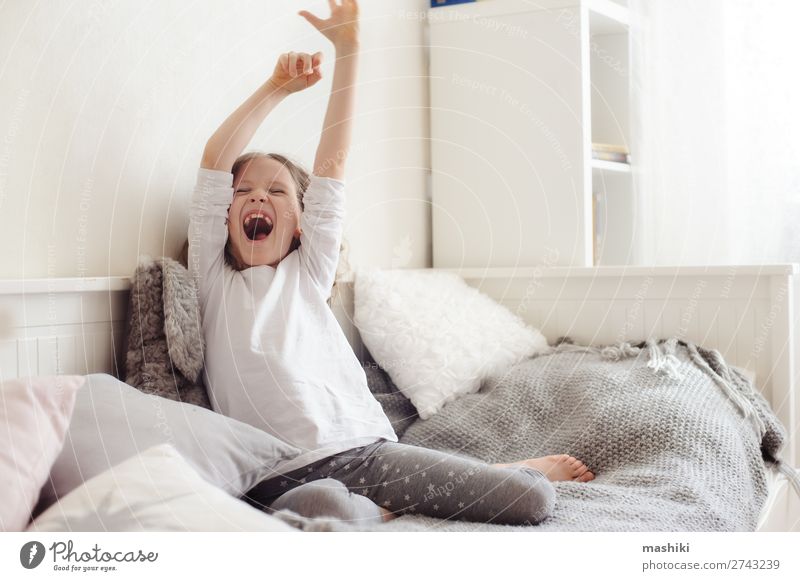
[756,463,800,532]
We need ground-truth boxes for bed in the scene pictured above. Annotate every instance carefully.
[1,265,799,531]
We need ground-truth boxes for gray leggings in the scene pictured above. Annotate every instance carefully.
[244,439,555,526]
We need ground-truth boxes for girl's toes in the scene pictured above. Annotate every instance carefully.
[573,463,589,477]
[575,470,595,483]
[567,457,585,471]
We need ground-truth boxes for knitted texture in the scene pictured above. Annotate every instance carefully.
[322,340,787,532]
[124,256,210,409]
[363,364,418,438]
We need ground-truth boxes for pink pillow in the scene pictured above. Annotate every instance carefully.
[0,375,85,531]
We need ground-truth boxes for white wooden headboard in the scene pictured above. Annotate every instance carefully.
[1,265,797,466]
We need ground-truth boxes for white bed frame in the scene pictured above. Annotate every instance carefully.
[1,265,798,530]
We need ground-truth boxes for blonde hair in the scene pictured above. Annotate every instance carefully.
[180,151,349,307]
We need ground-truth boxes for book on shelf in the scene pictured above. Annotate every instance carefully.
[591,143,630,164]
[592,151,630,163]
[592,142,629,154]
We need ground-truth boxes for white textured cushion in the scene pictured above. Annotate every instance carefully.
[353,268,549,419]
[27,444,297,532]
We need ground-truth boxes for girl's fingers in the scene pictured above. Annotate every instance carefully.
[327,0,338,12]
[276,50,322,87]
[342,0,358,17]
[300,53,312,75]
[298,10,324,31]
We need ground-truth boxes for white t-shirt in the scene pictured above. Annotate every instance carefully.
[188,167,397,474]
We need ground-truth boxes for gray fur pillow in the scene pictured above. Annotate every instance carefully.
[124,256,210,409]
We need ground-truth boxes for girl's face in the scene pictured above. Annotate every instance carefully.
[228,157,302,269]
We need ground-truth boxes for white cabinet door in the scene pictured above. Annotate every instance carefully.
[429,6,590,268]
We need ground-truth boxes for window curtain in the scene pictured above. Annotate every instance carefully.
[630,0,800,265]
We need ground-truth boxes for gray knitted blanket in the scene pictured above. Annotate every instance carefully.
[307,339,790,532]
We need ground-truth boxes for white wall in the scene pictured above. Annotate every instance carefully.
[0,0,431,280]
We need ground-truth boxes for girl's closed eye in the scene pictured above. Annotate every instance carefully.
[235,188,284,195]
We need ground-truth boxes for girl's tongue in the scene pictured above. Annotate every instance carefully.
[243,214,274,241]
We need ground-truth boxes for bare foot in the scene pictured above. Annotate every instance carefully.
[380,507,398,522]
[493,454,595,483]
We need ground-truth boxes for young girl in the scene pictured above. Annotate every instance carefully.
[188,0,593,526]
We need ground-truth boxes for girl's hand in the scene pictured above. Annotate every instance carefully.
[299,0,360,50]
[267,51,323,95]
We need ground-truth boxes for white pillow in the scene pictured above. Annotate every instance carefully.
[353,268,549,419]
[27,444,296,532]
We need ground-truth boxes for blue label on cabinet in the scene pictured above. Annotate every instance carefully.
[430,0,476,7]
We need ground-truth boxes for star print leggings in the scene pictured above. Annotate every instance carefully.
[243,438,555,526]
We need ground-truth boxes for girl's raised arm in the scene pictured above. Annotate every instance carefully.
[190,50,323,304]
[202,51,324,172]
[299,0,360,180]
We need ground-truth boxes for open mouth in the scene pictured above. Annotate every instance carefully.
[242,212,274,242]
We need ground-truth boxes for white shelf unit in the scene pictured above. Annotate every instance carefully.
[427,0,633,268]
[589,0,634,266]
[591,159,631,174]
